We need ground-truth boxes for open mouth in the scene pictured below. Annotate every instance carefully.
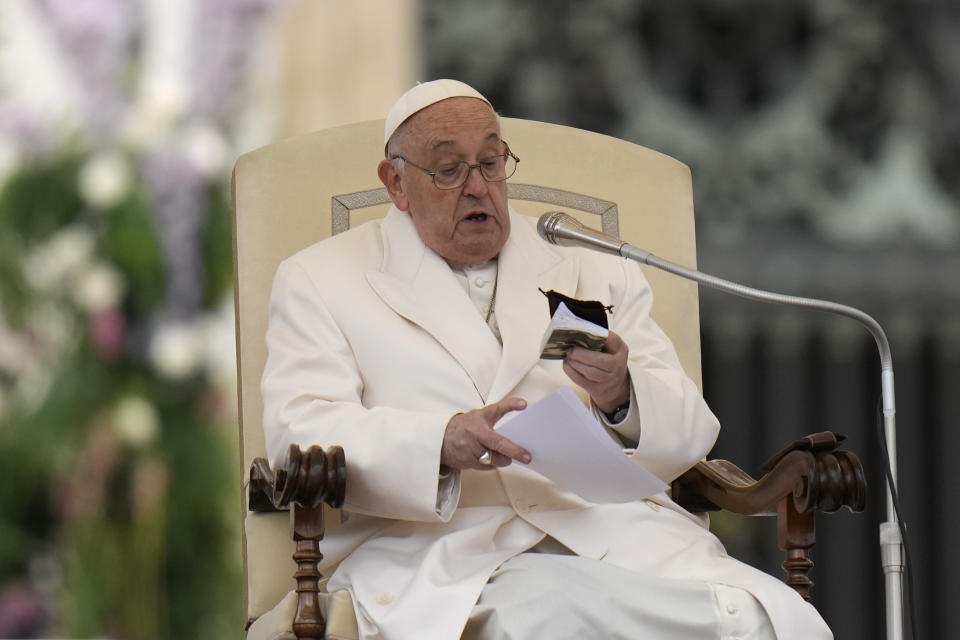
[464,212,489,222]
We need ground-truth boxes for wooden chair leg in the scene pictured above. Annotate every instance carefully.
[248,444,346,639]
[292,503,325,640]
[777,497,816,600]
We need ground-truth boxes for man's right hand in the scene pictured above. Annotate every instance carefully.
[441,397,531,470]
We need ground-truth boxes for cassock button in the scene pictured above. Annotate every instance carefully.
[474,277,487,287]
[726,604,739,615]
[376,591,394,605]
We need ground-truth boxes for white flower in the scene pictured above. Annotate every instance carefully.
[30,302,77,354]
[0,319,30,376]
[199,297,237,385]
[112,394,160,448]
[123,73,189,147]
[149,322,203,380]
[5,304,77,412]
[24,225,95,292]
[13,358,55,414]
[182,122,229,178]
[78,151,133,210]
[72,261,126,314]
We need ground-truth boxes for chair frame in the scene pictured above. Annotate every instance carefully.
[248,431,865,639]
[233,118,867,639]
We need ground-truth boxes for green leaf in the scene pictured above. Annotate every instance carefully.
[0,155,84,240]
[201,185,235,305]
[100,186,166,315]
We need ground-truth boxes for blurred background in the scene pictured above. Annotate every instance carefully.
[0,0,955,638]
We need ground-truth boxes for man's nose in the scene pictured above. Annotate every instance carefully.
[461,164,489,197]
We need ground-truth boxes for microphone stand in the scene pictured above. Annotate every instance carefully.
[617,243,905,640]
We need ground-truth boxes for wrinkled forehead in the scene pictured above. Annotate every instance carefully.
[403,97,501,154]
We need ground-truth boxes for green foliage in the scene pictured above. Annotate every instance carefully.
[99,186,167,316]
[0,152,242,638]
[201,186,236,307]
[0,156,80,327]
[0,154,84,240]
[0,230,30,327]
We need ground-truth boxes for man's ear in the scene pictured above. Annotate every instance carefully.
[378,159,409,211]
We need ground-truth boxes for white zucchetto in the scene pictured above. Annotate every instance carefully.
[383,79,491,149]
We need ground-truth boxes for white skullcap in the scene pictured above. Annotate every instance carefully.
[383,79,491,148]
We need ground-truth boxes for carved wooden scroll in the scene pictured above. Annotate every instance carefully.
[671,431,867,599]
[249,444,346,639]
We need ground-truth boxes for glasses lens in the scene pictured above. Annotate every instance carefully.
[431,147,517,189]
[434,162,468,188]
[502,153,517,180]
[479,154,508,182]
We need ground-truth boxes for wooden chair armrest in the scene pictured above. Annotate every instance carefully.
[248,445,347,640]
[671,431,866,516]
[249,444,346,512]
[670,431,867,599]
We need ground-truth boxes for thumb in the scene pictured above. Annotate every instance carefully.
[604,330,627,354]
[483,396,527,425]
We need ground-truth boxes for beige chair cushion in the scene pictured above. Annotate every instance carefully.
[233,118,701,632]
[246,590,359,640]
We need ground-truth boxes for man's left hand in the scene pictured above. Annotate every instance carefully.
[563,330,631,414]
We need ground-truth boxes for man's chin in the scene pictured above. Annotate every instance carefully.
[446,239,505,264]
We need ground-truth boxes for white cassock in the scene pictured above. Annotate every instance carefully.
[261,205,832,640]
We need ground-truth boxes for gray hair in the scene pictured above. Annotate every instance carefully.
[385,118,412,161]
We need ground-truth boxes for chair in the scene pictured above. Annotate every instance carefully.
[231,118,866,639]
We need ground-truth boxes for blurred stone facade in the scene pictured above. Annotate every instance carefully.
[422,1,959,638]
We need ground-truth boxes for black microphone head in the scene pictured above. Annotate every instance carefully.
[537,211,582,244]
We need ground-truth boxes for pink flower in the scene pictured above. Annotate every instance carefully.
[88,309,126,360]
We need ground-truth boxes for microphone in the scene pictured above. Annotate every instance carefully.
[537,210,905,640]
[537,211,626,255]
[538,211,654,262]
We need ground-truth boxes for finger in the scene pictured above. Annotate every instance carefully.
[488,451,512,468]
[483,396,527,424]
[565,345,617,369]
[467,449,513,471]
[562,359,589,387]
[482,431,531,464]
[567,332,628,366]
[603,331,628,355]
[564,357,611,384]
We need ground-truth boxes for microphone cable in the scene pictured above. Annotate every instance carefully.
[875,397,919,640]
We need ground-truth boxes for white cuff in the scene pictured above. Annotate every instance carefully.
[435,465,460,520]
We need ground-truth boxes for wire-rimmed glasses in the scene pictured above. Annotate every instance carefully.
[392,142,519,189]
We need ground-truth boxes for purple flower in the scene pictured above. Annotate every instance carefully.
[0,583,49,638]
[34,0,140,140]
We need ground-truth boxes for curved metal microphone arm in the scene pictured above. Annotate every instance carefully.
[620,246,904,640]
[626,247,894,372]
[537,210,904,640]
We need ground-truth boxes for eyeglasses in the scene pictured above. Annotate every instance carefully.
[392,142,519,190]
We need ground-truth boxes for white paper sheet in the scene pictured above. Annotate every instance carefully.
[495,386,668,503]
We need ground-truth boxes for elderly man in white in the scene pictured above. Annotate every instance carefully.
[261,79,833,639]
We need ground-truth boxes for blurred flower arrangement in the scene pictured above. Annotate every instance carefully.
[0,0,281,637]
